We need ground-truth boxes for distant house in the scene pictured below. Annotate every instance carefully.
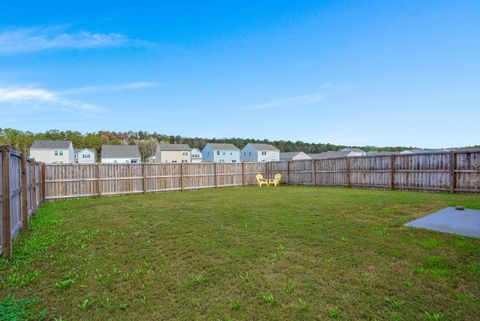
[75,148,96,164]
[146,156,156,163]
[191,148,203,163]
[101,145,141,164]
[30,140,74,164]
[280,151,312,161]
[155,143,191,163]
[400,149,445,154]
[339,148,366,156]
[240,143,279,162]
[202,143,240,163]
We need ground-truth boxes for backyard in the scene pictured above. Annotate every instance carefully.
[1,186,479,321]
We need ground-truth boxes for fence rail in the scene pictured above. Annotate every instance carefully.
[1,146,44,257]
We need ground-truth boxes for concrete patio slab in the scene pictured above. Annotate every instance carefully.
[404,207,480,238]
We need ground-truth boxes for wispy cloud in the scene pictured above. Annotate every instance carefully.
[0,26,136,54]
[60,82,161,95]
[252,92,325,110]
[0,85,98,111]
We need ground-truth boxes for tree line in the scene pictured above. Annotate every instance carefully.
[0,128,417,160]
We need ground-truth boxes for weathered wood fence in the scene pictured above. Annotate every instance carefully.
[1,146,45,258]
[45,149,480,200]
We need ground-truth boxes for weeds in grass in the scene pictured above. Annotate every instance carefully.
[239,272,249,283]
[389,311,400,320]
[413,238,440,249]
[6,271,40,287]
[425,311,444,320]
[0,296,47,321]
[329,306,340,318]
[262,293,277,306]
[77,298,93,311]
[340,236,348,241]
[403,278,413,287]
[277,244,285,251]
[190,274,207,284]
[100,297,113,309]
[467,263,480,276]
[298,298,309,311]
[270,252,278,259]
[385,297,405,309]
[231,300,240,311]
[119,303,128,311]
[217,316,233,321]
[284,282,295,294]
[55,278,75,289]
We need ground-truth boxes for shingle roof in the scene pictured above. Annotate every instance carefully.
[75,148,96,153]
[245,143,279,151]
[156,143,191,152]
[101,145,141,158]
[205,143,239,150]
[309,151,352,159]
[280,152,311,160]
[340,148,365,153]
[31,140,72,149]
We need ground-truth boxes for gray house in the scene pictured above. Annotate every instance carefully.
[101,145,141,164]
[75,148,96,164]
[30,140,74,164]
[202,143,240,163]
[240,143,280,162]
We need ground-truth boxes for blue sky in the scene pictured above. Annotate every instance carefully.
[1,0,479,148]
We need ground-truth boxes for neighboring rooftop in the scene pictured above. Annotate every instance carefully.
[309,151,352,159]
[75,148,96,153]
[31,140,72,149]
[340,148,366,153]
[280,151,311,161]
[245,143,279,151]
[101,145,141,158]
[156,143,191,151]
[205,143,239,150]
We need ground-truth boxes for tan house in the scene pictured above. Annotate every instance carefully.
[30,140,74,164]
[155,143,191,163]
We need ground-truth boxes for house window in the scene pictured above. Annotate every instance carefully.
[82,154,90,158]
[244,152,246,156]
[54,150,63,156]
[217,151,220,155]
[232,160,236,163]
[249,152,251,156]
[223,152,226,155]
[114,160,117,163]
[262,151,266,156]
[172,160,177,164]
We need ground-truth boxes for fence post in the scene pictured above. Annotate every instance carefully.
[31,159,37,212]
[450,151,457,194]
[41,163,46,204]
[20,153,28,231]
[346,158,351,188]
[1,147,12,258]
[312,159,316,186]
[242,162,245,186]
[390,154,396,190]
[180,163,184,191]
[287,161,291,185]
[143,163,147,194]
[97,163,102,196]
[214,163,218,188]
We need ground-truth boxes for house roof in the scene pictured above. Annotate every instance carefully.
[244,143,279,151]
[205,143,239,150]
[75,148,95,154]
[156,143,191,152]
[280,152,311,160]
[31,140,72,149]
[340,148,365,153]
[309,151,352,159]
[101,145,141,158]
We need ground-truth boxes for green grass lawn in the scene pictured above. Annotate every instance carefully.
[1,186,479,321]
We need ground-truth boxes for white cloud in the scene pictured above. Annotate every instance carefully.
[60,82,161,95]
[0,26,132,54]
[252,92,325,110]
[0,85,98,111]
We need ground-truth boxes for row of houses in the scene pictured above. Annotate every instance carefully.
[29,139,447,164]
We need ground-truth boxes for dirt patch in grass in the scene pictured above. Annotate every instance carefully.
[1,186,479,320]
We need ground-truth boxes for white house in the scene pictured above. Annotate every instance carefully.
[146,156,156,163]
[191,148,203,163]
[30,140,74,164]
[309,148,366,160]
[240,143,280,162]
[101,145,141,164]
[75,148,96,164]
[339,148,366,157]
[202,143,240,163]
[280,151,312,161]
[155,143,191,163]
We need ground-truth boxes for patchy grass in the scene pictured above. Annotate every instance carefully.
[1,186,479,320]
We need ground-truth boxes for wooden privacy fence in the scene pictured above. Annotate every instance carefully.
[1,146,45,258]
[266,150,480,193]
[45,149,480,200]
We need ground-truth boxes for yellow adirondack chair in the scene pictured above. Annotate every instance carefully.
[256,174,269,187]
[269,173,282,187]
